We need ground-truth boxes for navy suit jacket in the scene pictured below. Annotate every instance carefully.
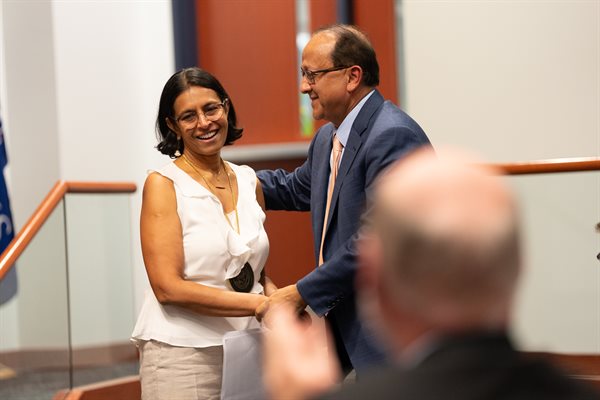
[257,90,431,372]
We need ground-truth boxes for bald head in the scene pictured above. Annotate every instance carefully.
[367,148,521,330]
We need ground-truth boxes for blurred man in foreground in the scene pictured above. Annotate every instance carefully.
[263,148,599,400]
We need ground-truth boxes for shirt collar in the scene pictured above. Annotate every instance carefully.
[334,90,375,147]
[398,331,441,369]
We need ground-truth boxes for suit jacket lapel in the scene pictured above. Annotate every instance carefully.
[324,91,384,233]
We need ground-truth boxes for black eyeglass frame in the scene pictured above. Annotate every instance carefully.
[300,66,350,85]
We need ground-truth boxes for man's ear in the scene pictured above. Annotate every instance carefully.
[356,231,383,296]
[346,65,363,92]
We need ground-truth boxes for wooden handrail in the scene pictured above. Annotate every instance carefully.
[491,157,600,175]
[1,156,599,282]
[0,181,136,281]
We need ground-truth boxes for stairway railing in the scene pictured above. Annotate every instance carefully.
[0,180,137,400]
[491,156,600,175]
[0,181,136,281]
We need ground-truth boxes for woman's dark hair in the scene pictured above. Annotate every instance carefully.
[315,24,380,87]
[156,67,243,158]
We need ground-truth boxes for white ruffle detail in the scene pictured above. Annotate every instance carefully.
[224,229,261,279]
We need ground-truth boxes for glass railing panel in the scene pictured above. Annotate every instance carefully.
[509,172,600,353]
[63,193,138,387]
[0,200,71,399]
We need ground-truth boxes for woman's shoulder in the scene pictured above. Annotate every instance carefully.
[143,162,184,196]
[151,160,214,199]
[148,161,180,179]
[146,161,192,190]
[143,169,174,195]
[226,161,256,180]
[141,171,178,213]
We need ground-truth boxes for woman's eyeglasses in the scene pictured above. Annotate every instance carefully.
[174,99,228,128]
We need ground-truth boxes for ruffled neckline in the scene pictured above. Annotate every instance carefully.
[163,161,263,280]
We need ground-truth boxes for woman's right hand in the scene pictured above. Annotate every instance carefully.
[255,296,270,322]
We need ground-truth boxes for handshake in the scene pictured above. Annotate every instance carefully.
[255,284,308,323]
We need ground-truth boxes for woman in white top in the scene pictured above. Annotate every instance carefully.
[131,67,276,400]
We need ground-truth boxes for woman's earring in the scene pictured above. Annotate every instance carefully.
[174,136,182,157]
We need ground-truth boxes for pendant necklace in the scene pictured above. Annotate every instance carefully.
[182,154,253,293]
[181,153,240,234]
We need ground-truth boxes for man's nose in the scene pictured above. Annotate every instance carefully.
[300,77,311,93]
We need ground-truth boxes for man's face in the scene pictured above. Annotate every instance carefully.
[300,32,350,126]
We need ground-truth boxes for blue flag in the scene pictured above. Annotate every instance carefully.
[0,117,16,305]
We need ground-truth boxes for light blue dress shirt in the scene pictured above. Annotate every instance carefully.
[330,89,375,168]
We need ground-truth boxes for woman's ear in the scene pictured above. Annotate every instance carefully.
[166,117,179,137]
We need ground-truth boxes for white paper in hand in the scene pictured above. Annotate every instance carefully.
[221,328,265,400]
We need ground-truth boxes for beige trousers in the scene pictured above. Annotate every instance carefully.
[139,340,223,400]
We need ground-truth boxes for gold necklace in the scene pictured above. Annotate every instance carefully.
[181,154,240,234]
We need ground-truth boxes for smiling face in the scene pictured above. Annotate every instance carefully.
[168,86,229,159]
[300,32,352,126]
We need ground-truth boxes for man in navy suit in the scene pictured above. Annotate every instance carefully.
[263,149,600,400]
[256,24,431,374]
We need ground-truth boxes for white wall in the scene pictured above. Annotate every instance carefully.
[2,1,62,233]
[400,0,600,352]
[400,0,599,161]
[0,0,174,350]
[1,0,63,352]
[49,0,174,321]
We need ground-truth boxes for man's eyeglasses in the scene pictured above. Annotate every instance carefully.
[174,99,228,128]
[300,66,349,85]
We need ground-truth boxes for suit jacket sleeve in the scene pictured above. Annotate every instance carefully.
[297,124,431,316]
[255,138,315,212]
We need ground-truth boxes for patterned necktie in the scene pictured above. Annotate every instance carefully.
[318,133,343,266]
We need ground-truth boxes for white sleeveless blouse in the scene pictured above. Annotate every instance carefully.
[131,161,269,347]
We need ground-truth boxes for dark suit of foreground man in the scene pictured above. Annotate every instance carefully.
[256,24,431,374]
[263,149,600,400]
